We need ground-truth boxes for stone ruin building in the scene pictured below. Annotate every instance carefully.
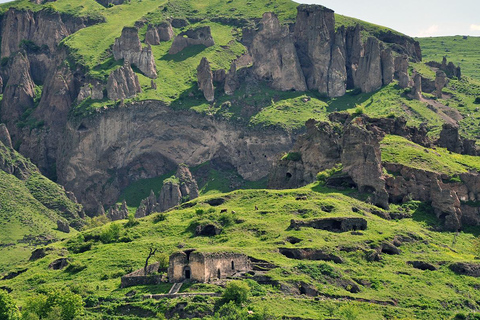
[168,250,251,283]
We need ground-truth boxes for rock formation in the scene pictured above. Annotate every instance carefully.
[113,27,157,78]
[106,200,129,221]
[197,57,215,102]
[224,61,238,95]
[394,55,410,88]
[77,82,104,102]
[0,124,13,149]
[341,119,389,209]
[57,219,70,233]
[353,37,383,93]
[250,12,307,92]
[135,165,199,216]
[96,0,127,7]
[345,24,363,89]
[435,70,447,99]
[145,22,174,45]
[380,48,394,85]
[412,73,422,100]
[1,52,36,123]
[437,123,477,156]
[169,26,215,55]
[328,27,347,97]
[107,62,142,100]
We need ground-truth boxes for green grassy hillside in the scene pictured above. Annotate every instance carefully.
[417,36,480,81]
[1,182,480,319]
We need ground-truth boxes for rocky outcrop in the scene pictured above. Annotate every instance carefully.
[113,27,157,79]
[290,217,367,232]
[341,119,389,209]
[107,62,142,100]
[437,123,477,156]
[249,12,306,92]
[1,8,102,58]
[169,26,215,55]
[435,70,447,99]
[375,30,422,62]
[77,81,104,102]
[381,48,394,85]
[106,200,129,221]
[145,22,174,45]
[450,262,480,277]
[224,61,238,95]
[57,219,70,233]
[136,165,199,216]
[394,55,410,88]
[96,0,127,7]
[353,37,383,93]
[294,5,334,94]
[58,101,294,212]
[0,124,13,149]
[345,24,363,89]
[279,248,343,263]
[328,27,347,97]
[1,52,36,124]
[412,73,422,100]
[197,57,215,102]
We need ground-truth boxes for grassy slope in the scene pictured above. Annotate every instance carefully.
[1,183,479,319]
[417,36,480,81]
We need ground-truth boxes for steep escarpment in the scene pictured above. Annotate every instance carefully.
[57,102,294,212]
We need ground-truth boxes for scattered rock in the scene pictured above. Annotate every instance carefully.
[195,223,222,236]
[1,268,27,280]
[96,0,126,7]
[197,57,215,102]
[290,217,367,232]
[298,281,318,296]
[113,27,157,78]
[49,258,70,270]
[107,61,142,100]
[57,219,70,233]
[206,198,226,206]
[379,242,400,255]
[408,261,437,271]
[450,262,480,277]
[169,26,214,54]
[29,247,52,261]
[286,236,302,244]
[279,248,343,263]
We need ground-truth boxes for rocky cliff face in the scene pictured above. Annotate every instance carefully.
[57,101,294,212]
[113,27,157,79]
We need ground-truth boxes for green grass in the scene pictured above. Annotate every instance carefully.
[417,36,480,81]
[2,183,480,318]
[381,134,480,174]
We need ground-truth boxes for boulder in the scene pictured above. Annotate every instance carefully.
[394,55,409,88]
[169,26,214,54]
[450,262,480,277]
[96,0,126,7]
[195,223,222,236]
[250,12,306,92]
[224,61,238,95]
[197,57,215,102]
[431,180,461,231]
[407,261,437,271]
[437,123,477,156]
[107,62,142,100]
[57,219,70,233]
[106,200,129,221]
[381,48,394,85]
[412,73,422,100]
[354,37,383,93]
[113,27,157,78]
[49,258,69,270]
[290,217,367,232]
[435,70,447,99]
[279,248,343,263]
[77,82,104,102]
[294,4,334,94]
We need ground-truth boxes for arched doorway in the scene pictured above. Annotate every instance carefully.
[184,266,191,280]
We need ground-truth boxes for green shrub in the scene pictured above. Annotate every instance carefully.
[99,223,121,244]
[214,301,248,320]
[221,280,251,305]
[281,152,302,162]
[65,261,87,274]
[316,164,343,183]
[474,97,480,104]
[153,213,167,223]
[0,290,20,320]
[296,263,340,280]
[66,235,93,253]
[351,105,365,117]
[124,212,138,228]
[243,279,266,297]
[22,289,84,320]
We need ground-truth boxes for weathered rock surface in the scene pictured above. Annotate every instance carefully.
[224,61,238,95]
[77,81,104,102]
[290,217,367,232]
[354,37,383,93]
[450,262,480,277]
[57,219,70,233]
[375,30,422,62]
[49,258,69,270]
[58,101,294,212]
[145,22,174,45]
[107,62,142,100]
[412,73,422,100]
[0,124,13,150]
[294,4,334,94]
[249,12,306,92]
[394,55,410,88]
[345,24,363,89]
[113,27,157,78]
[195,224,222,237]
[106,200,129,221]
[96,0,126,7]
[407,261,437,271]
[381,48,394,85]
[279,248,343,263]
[196,57,215,102]
[328,27,347,97]
[437,123,477,156]
[1,52,36,124]
[169,26,214,55]
[435,70,447,99]
[135,190,158,218]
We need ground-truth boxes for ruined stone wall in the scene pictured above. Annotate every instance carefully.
[202,253,251,281]
[168,252,188,283]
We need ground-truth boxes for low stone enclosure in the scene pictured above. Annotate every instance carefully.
[121,262,166,288]
[168,250,251,283]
